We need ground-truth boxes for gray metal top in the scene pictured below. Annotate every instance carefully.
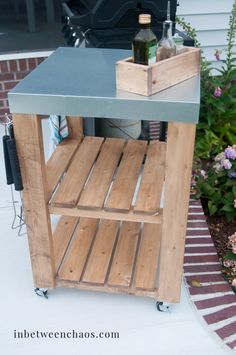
[8,47,200,123]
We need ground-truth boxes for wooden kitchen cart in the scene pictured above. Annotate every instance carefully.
[8,48,200,305]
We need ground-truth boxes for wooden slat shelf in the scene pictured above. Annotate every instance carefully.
[53,215,79,271]
[48,137,166,224]
[46,138,81,200]
[56,217,161,297]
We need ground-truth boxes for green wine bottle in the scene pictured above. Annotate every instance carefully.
[132,14,157,66]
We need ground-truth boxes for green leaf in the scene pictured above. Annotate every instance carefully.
[223,192,234,203]
[225,179,236,187]
[226,131,236,145]
[208,201,218,215]
[232,286,236,295]
[226,211,236,221]
[212,101,226,114]
[221,204,235,212]
[214,68,226,75]
[224,250,236,261]
[201,183,216,197]
[233,185,236,196]
[226,109,236,116]
[212,189,222,203]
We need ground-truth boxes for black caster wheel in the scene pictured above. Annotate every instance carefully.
[156,301,170,312]
[34,288,48,299]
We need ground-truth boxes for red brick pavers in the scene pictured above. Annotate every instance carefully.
[184,199,236,351]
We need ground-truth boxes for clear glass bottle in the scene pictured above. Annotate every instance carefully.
[132,14,157,65]
[157,20,176,61]
[157,1,176,61]
[173,33,185,54]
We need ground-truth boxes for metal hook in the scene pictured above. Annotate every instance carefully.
[4,112,12,123]
[10,186,24,230]
[10,187,27,236]
[4,113,13,135]
[0,113,11,135]
[18,193,27,236]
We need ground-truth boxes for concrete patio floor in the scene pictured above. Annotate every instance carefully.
[0,122,232,355]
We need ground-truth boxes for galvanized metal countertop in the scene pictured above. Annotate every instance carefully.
[8,47,200,123]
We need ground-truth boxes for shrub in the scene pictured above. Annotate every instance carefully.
[222,233,236,291]
[194,145,236,220]
[176,0,236,160]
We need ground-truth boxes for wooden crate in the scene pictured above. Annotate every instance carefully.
[116,47,201,96]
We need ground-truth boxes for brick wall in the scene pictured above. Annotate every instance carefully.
[0,55,47,121]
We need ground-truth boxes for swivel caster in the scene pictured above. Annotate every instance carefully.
[156,301,171,312]
[34,288,48,299]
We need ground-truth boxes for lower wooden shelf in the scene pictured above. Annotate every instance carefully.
[53,216,161,298]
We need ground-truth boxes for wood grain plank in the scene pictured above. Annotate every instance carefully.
[78,138,125,209]
[134,141,166,214]
[57,278,158,298]
[108,222,140,287]
[51,136,104,207]
[53,216,79,272]
[134,224,161,290]
[116,58,149,95]
[82,220,119,284]
[46,138,81,199]
[151,48,201,95]
[12,114,55,288]
[58,218,98,281]
[49,205,162,224]
[158,122,196,303]
[105,140,147,212]
[66,116,83,140]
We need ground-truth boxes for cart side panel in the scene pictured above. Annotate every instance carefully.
[158,122,196,303]
[13,113,56,289]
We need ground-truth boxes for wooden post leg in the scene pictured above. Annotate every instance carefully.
[158,122,196,303]
[66,116,84,140]
[13,114,55,289]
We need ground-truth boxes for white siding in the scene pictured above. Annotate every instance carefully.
[177,0,234,15]
[177,0,235,64]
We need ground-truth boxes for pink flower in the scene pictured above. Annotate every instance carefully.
[215,152,225,162]
[191,178,196,187]
[222,159,232,170]
[213,162,222,173]
[223,260,234,268]
[229,233,236,240]
[214,87,222,97]
[232,279,236,287]
[214,50,221,61]
[229,233,236,253]
[225,146,236,160]
[234,199,236,208]
[200,170,207,179]
[200,169,206,176]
